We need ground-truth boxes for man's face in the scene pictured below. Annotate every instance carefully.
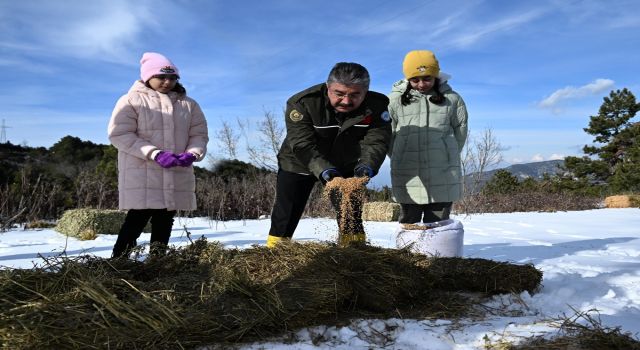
[327,82,367,113]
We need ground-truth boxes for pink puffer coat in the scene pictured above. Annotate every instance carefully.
[108,81,209,210]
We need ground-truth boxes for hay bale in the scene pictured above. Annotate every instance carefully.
[24,220,56,229]
[363,201,401,221]
[604,195,640,208]
[0,240,543,349]
[55,209,150,240]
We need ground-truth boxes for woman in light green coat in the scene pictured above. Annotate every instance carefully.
[388,50,468,224]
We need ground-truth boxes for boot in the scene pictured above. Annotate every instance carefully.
[266,235,291,248]
[338,233,366,247]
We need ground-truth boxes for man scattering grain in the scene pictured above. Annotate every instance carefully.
[266,62,391,247]
[324,177,369,245]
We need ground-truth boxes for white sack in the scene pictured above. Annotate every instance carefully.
[395,219,464,257]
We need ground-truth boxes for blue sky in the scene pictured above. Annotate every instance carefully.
[1,0,639,185]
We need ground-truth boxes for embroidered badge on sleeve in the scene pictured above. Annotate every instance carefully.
[381,111,391,122]
[289,109,304,122]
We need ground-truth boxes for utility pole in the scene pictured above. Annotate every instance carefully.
[0,119,11,143]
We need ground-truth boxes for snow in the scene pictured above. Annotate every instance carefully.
[1,208,640,349]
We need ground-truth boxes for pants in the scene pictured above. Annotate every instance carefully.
[269,170,317,238]
[112,208,176,257]
[269,169,365,238]
[399,202,452,224]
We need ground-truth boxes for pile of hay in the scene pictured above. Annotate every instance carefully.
[55,209,150,240]
[362,202,401,222]
[0,240,542,349]
[604,195,640,208]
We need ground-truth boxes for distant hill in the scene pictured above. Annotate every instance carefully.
[490,159,565,180]
[465,159,565,189]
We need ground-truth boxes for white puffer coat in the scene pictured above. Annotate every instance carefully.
[388,79,468,204]
[108,81,209,210]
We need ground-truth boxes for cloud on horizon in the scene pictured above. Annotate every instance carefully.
[549,153,565,160]
[538,78,615,111]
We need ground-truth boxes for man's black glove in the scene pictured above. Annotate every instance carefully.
[321,168,342,183]
[354,164,374,178]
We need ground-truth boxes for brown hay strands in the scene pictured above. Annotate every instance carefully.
[324,177,369,236]
[416,257,543,295]
[0,239,543,349]
[491,308,640,349]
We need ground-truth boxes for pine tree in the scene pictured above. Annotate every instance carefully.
[563,88,640,192]
[582,88,639,167]
[608,122,640,192]
[482,169,520,195]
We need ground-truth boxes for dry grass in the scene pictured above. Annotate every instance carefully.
[487,309,640,350]
[0,239,542,349]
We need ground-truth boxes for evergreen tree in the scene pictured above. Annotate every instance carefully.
[211,159,272,180]
[564,88,640,192]
[608,122,640,192]
[482,169,520,195]
[50,135,102,163]
[582,88,639,167]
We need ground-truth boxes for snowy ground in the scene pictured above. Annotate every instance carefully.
[1,208,640,349]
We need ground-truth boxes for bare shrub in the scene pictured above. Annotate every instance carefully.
[303,182,335,218]
[459,128,504,214]
[0,170,65,230]
[74,169,118,209]
[455,191,601,214]
[195,172,277,221]
[195,172,339,222]
[237,111,285,171]
[215,121,240,159]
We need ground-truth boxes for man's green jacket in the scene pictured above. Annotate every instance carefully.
[277,83,391,178]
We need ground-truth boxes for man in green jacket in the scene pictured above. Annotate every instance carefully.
[267,62,391,247]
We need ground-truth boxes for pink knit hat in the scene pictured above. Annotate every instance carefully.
[140,52,180,82]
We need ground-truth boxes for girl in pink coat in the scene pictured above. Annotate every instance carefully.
[108,52,209,258]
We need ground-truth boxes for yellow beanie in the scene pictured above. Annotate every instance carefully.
[402,50,440,79]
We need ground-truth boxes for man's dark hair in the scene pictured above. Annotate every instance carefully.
[327,62,370,89]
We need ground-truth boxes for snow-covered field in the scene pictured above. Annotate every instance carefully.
[1,208,639,349]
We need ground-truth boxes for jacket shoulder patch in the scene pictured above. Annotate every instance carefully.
[289,109,304,122]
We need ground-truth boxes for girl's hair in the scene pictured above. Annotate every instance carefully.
[172,82,186,94]
[144,81,187,94]
[400,78,445,106]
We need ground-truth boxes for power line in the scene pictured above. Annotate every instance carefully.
[1,119,12,143]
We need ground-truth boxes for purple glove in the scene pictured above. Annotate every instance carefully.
[176,152,197,167]
[155,151,179,168]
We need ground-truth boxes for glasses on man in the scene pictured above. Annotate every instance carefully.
[328,89,364,101]
[152,74,179,81]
